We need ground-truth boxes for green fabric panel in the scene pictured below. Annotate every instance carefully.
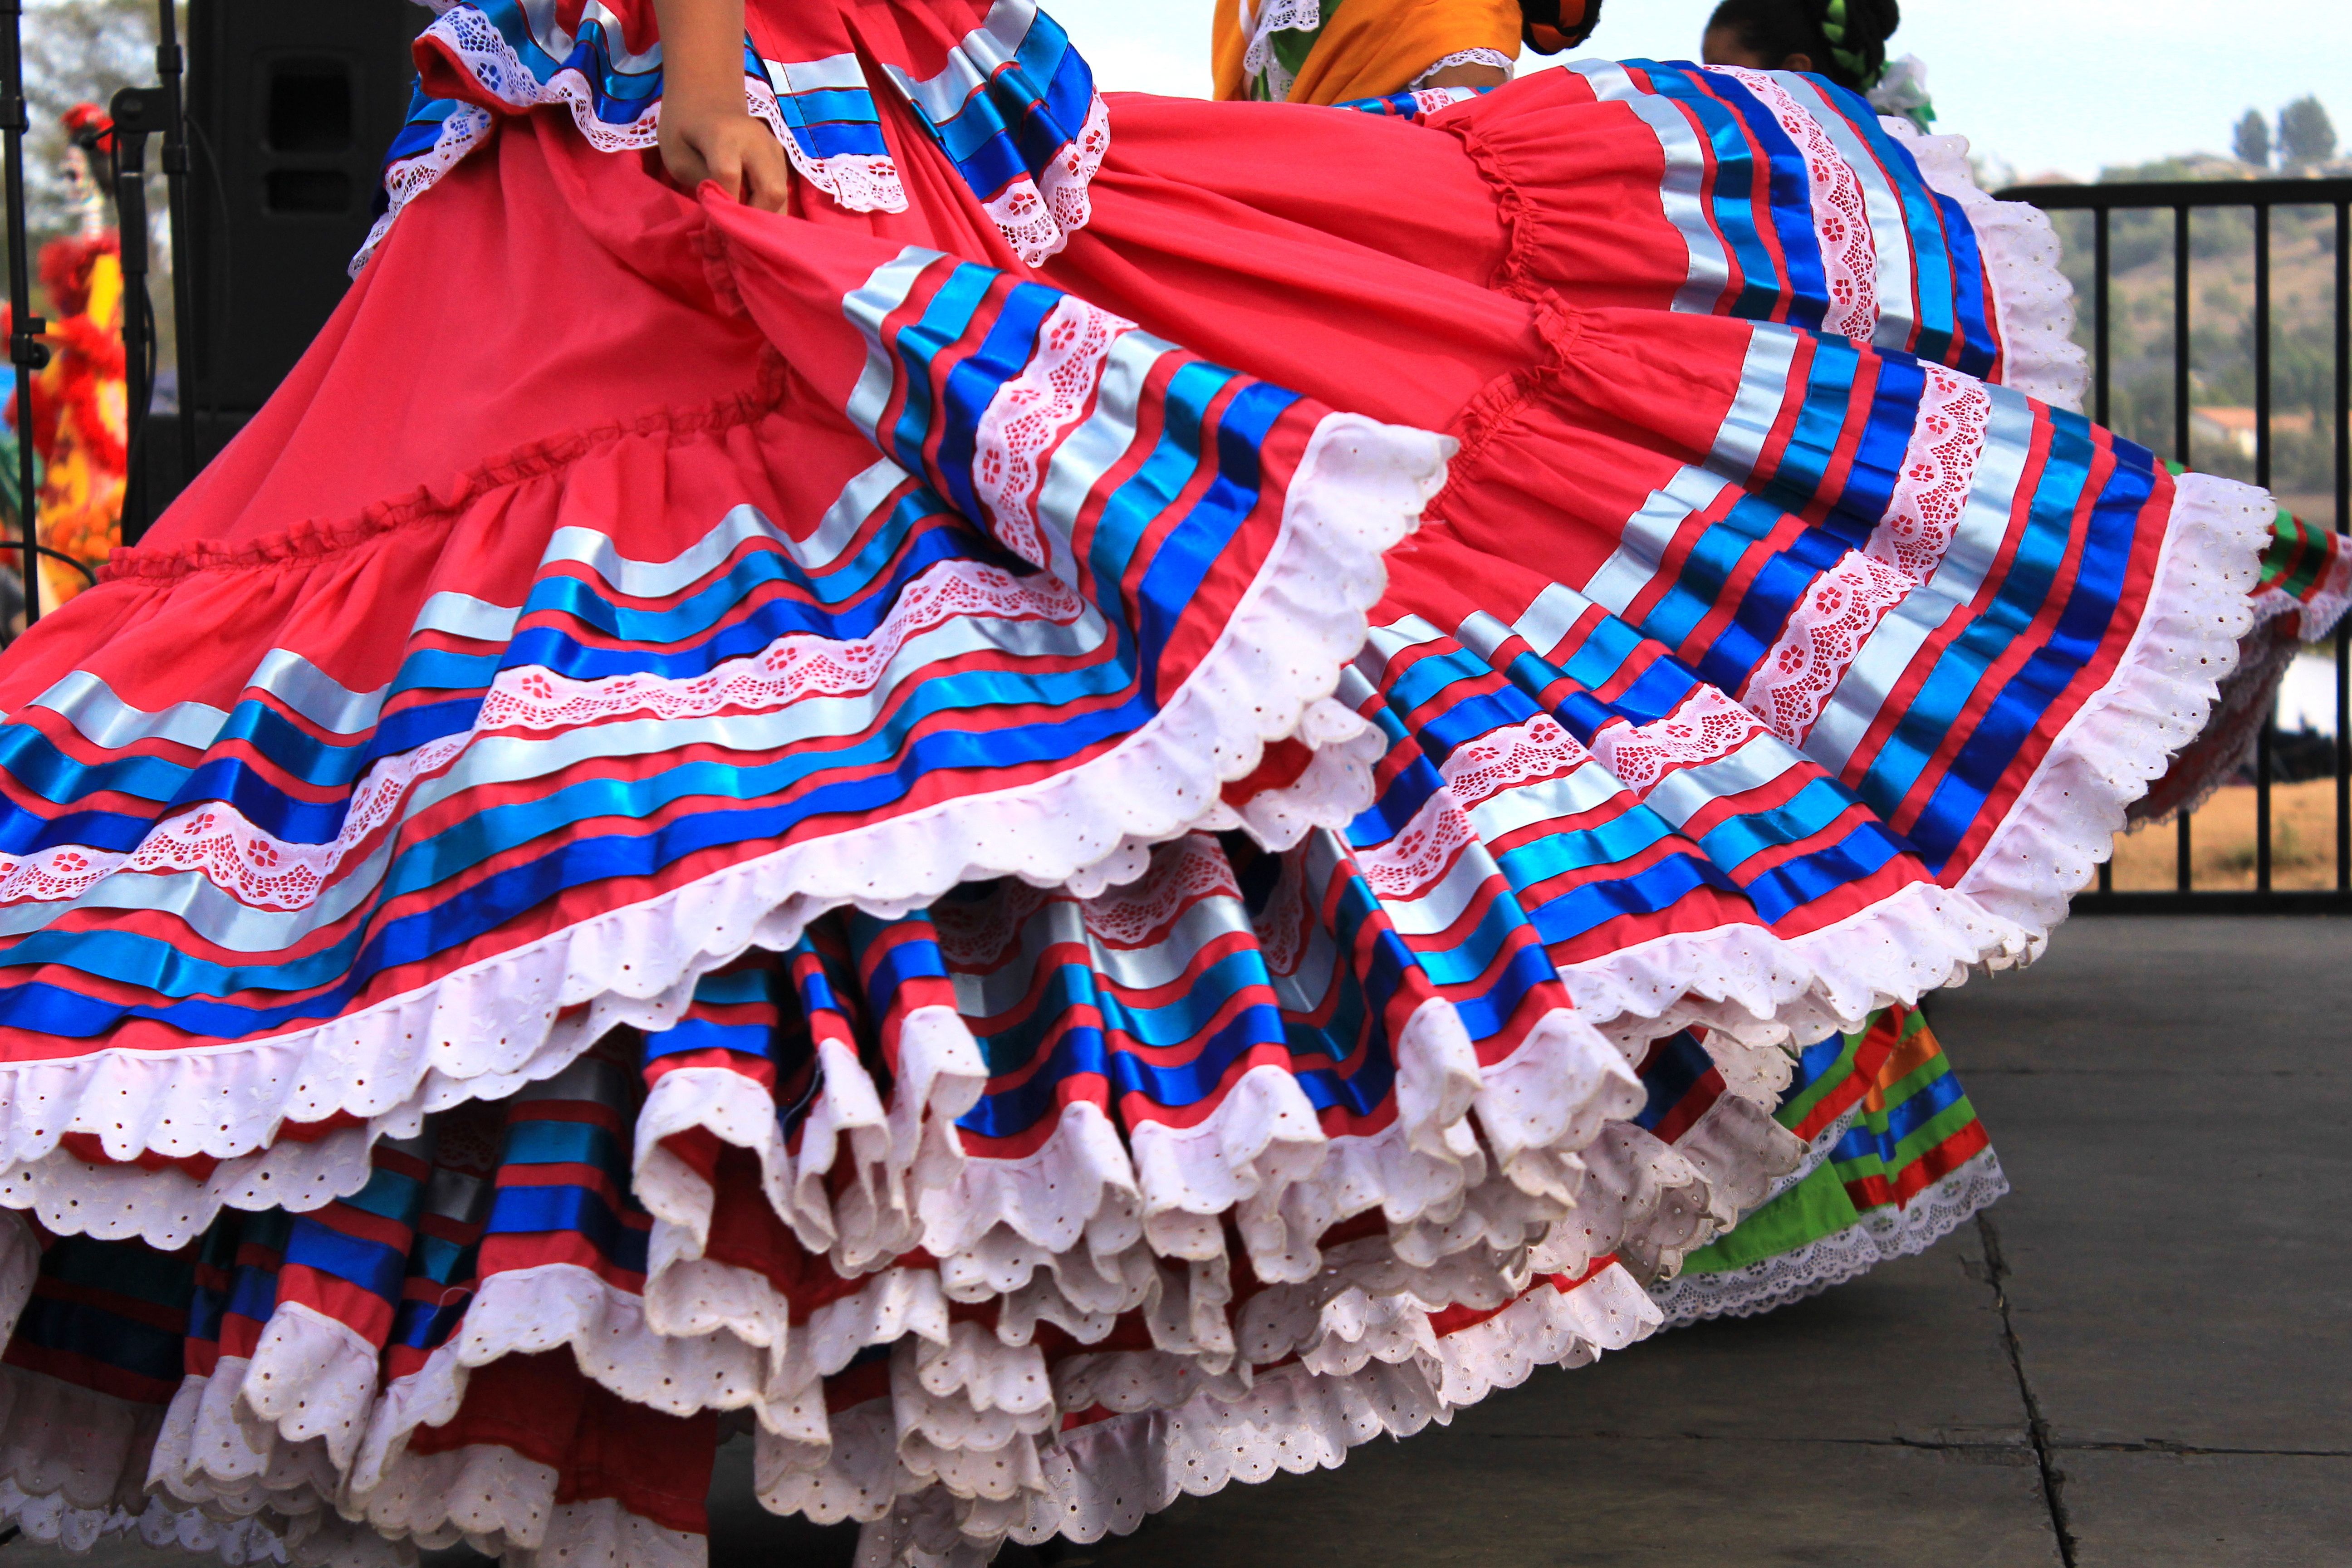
[1268,2,1334,77]
[1680,1160,1861,1274]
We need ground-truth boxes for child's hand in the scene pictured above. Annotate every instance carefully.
[658,100,793,211]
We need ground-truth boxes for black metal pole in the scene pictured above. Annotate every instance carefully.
[2175,204,2194,892]
[112,118,147,539]
[2095,207,2112,427]
[108,88,160,542]
[0,0,43,627]
[157,0,194,485]
[2254,204,2273,895]
[2337,201,2350,895]
[2095,206,2115,897]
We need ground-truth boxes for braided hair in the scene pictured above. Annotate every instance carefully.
[1705,0,1899,93]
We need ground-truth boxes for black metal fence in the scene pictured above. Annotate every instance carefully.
[2001,177,2352,914]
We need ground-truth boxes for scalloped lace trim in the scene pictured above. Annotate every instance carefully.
[351,102,491,276]
[373,7,1113,273]
[1409,50,1515,88]
[1,1364,165,1526]
[356,1441,701,1568]
[0,1126,380,1250]
[1239,0,1322,80]
[635,1007,984,1285]
[0,1478,290,1566]
[1886,119,2090,414]
[853,1262,1666,1558]
[1710,67,1878,344]
[0,1047,1801,1565]
[1557,877,2032,1053]
[1650,1145,2009,1326]
[982,93,1112,269]
[1740,366,1993,747]
[974,294,1129,567]
[0,413,1446,1249]
[1589,685,1769,793]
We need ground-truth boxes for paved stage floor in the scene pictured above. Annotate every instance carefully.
[11,917,2346,1567]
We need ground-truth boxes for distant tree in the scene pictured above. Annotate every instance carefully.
[2234,109,2272,169]
[2278,95,2338,167]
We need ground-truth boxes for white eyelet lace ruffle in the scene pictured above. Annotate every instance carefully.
[1886,120,2091,415]
[1957,472,2273,939]
[356,6,919,276]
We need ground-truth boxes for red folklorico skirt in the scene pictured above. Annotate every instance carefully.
[0,3,2338,1564]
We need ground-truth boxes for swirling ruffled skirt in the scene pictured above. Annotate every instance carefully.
[0,62,2336,1568]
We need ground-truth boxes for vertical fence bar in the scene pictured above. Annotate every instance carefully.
[2337,201,2350,894]
[2175,203,2195,892]
[2096,205,2115,897]
[2254,204,2274,894]
[0,0,40,627]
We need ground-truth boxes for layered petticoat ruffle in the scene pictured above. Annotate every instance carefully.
[1,992,1798,1565]
[0,49,2321,1568]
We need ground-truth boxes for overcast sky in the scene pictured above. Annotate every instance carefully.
[1050,0,2352,182]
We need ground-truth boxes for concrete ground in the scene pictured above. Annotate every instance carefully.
[9,916,2346,1567]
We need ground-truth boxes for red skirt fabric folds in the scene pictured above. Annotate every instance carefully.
[0,5,2336,1563]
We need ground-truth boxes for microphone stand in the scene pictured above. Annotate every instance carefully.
[109,85,167,542]
[157,0,194,495]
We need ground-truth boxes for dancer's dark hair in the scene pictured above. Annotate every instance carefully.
[1705,0,1899,93]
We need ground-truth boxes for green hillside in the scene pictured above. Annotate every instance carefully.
[2038,157,2347,520]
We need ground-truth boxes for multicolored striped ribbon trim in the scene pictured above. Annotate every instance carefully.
[373,1,1109,270]
[883,0,1107,262]
[1570,60,2001,377]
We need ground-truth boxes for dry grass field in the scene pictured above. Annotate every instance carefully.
[2105,778,2347,891]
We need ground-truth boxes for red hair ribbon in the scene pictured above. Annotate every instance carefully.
[62,102,115,155]
[1523,0,1600,56]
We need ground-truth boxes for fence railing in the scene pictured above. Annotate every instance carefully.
[1999,177,2352,914]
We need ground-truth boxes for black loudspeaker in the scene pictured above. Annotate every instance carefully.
[178,0,425,463]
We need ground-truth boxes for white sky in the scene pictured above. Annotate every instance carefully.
[1049,0,2352,183]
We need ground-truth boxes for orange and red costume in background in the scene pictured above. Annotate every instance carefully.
[0,104,129,610]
